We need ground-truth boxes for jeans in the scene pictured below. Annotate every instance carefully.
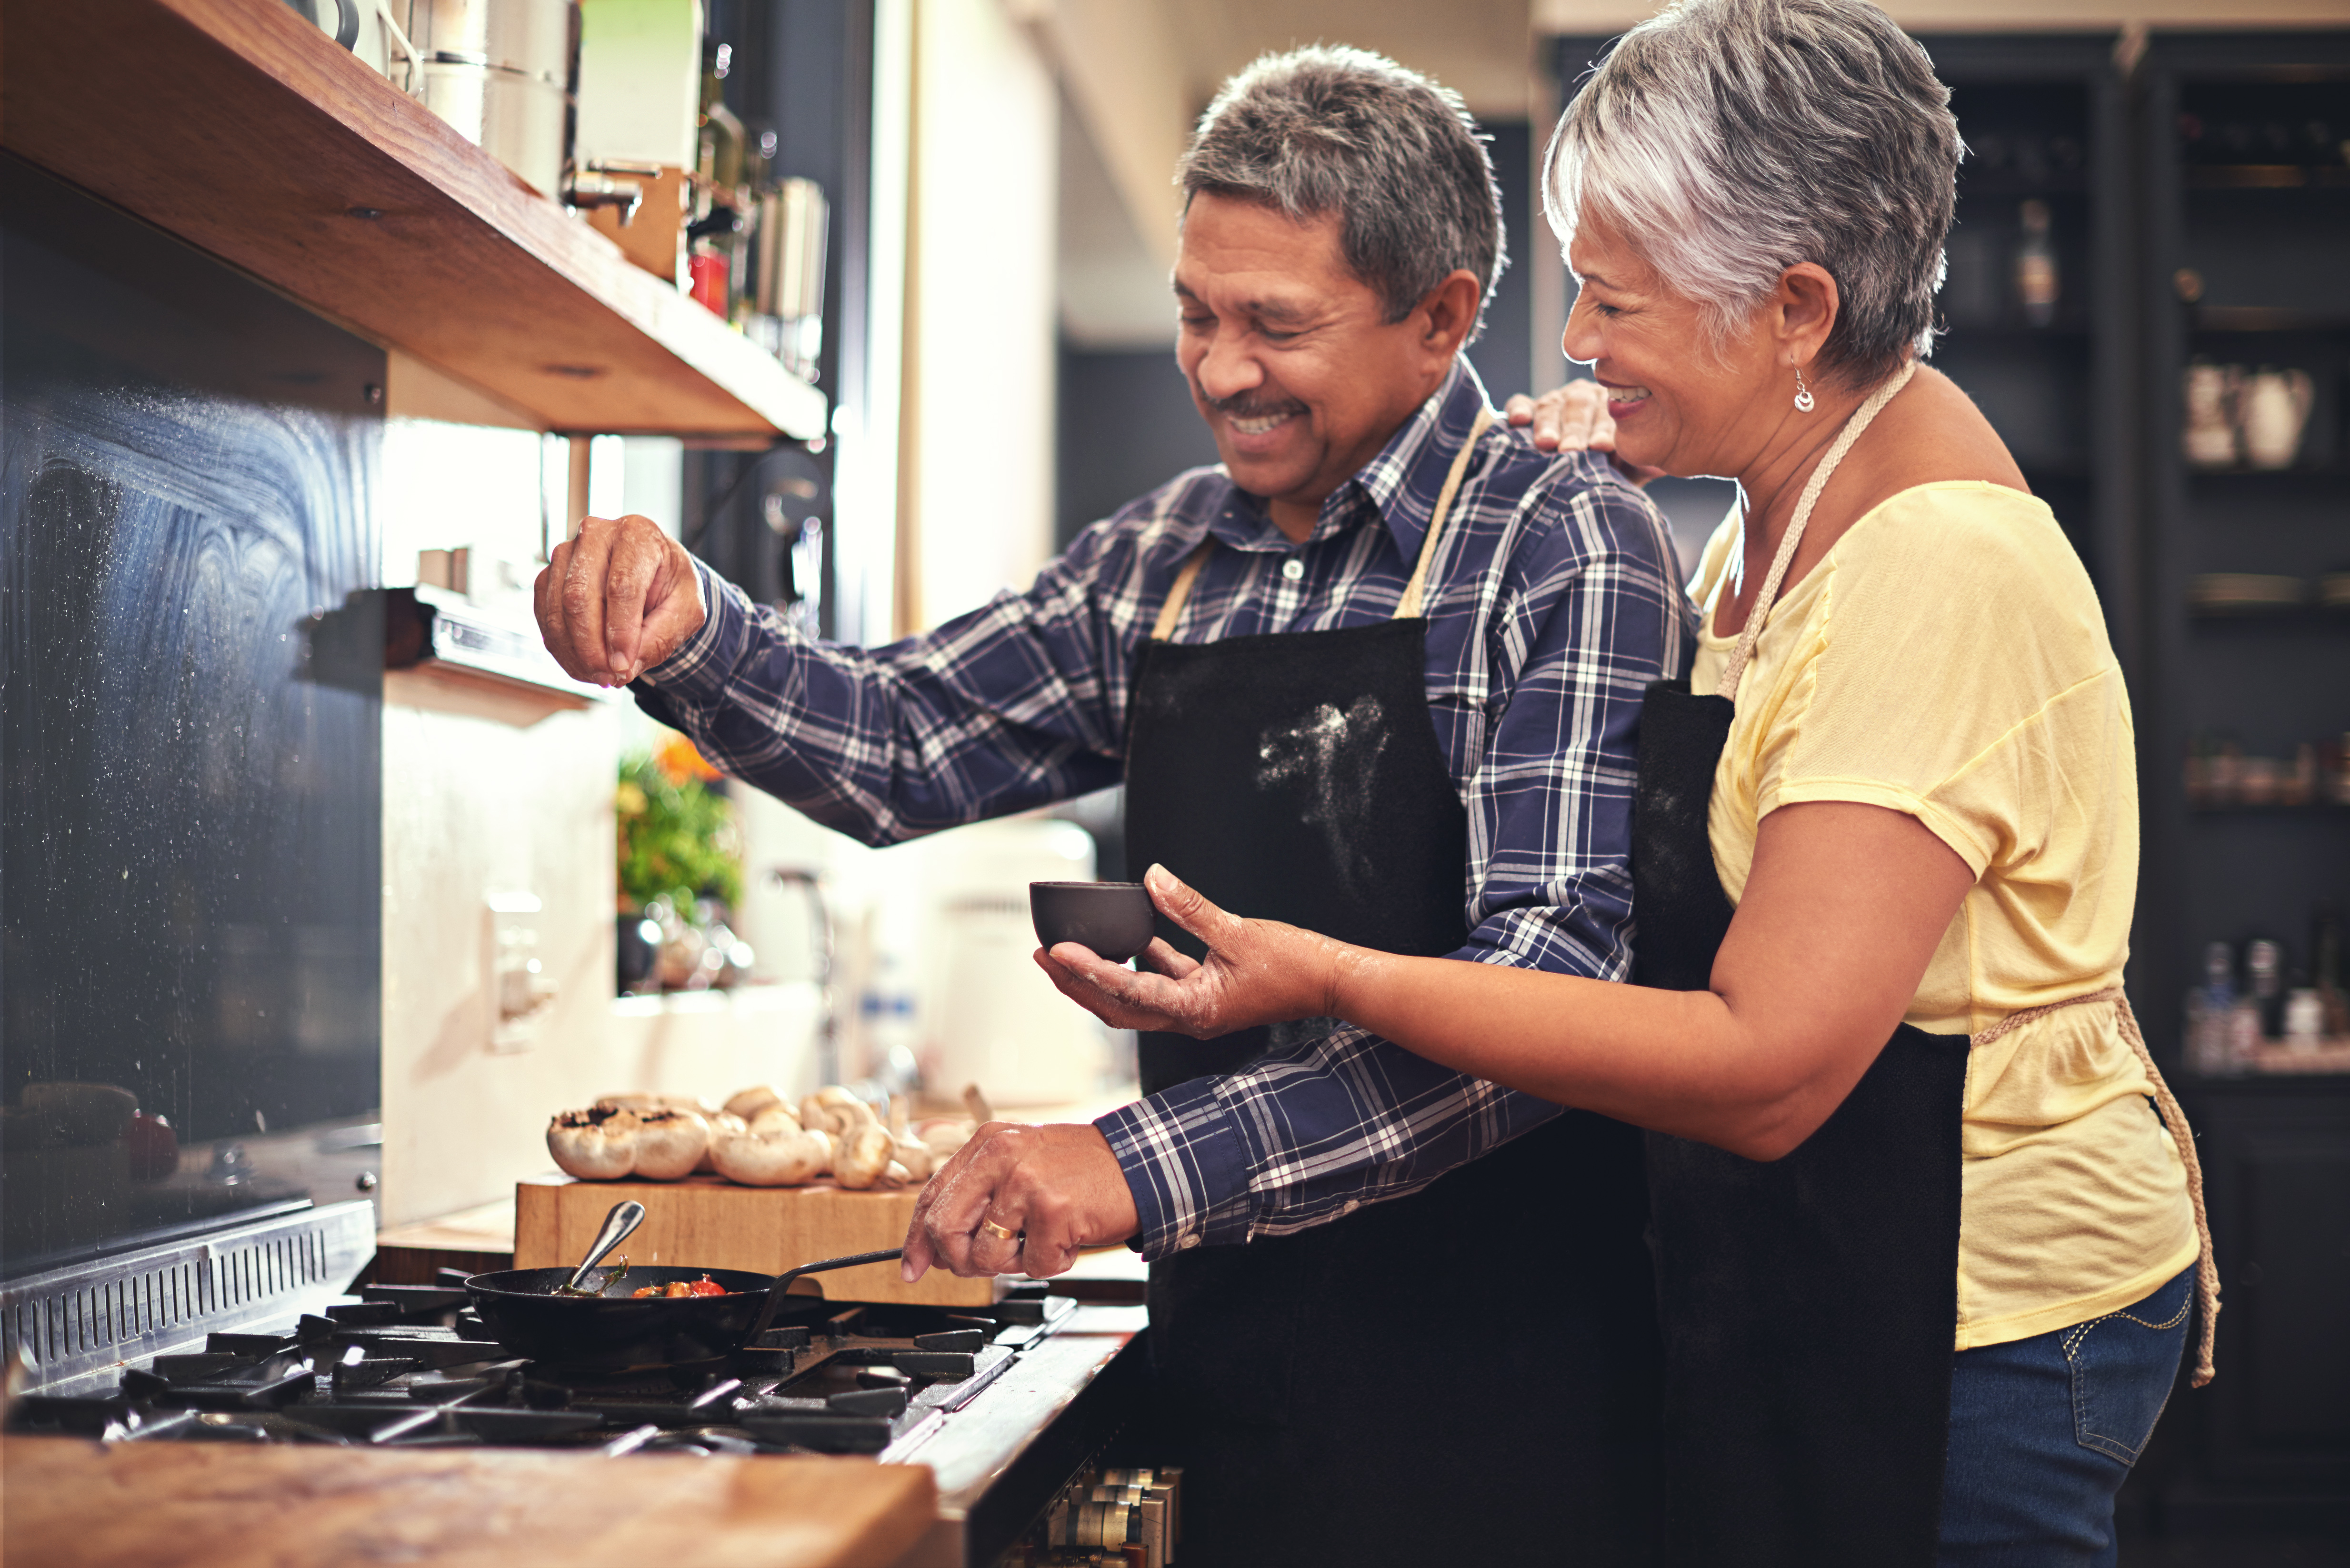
[1939,1266,2194,1566]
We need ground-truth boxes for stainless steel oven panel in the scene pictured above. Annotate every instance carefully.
[1,1200,375,1395]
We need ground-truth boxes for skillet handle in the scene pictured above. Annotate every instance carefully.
[746,1248,906,1342]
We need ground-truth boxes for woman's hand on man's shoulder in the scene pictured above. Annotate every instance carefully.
[1503,380,1666,485]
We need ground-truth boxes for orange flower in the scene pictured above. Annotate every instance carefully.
[653,731,722,785]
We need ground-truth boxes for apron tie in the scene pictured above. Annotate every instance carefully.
[1970,988,2221,1386]
[1718,361,1915,704]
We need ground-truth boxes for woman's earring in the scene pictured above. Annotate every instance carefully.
[1793,365,1815,413]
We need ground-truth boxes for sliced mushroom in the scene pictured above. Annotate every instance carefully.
[548,1107,639,1180]
[630,1107,710,1181]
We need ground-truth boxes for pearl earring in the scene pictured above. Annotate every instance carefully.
[1793,364,1815,413]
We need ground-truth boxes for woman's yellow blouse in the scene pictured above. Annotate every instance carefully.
[1689,481,2198,1349]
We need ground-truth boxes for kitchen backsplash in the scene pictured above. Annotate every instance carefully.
[0,156,383,1276]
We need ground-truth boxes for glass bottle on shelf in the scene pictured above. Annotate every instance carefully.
[690,40,749,319]
[2186,939,2240,1075]
[2246,939,2287,1041]
[2014,200,2059,328]
[2313,902,2348,1039]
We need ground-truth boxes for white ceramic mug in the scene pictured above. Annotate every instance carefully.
[2240,367,2315,470]
[2181,360,2241,469]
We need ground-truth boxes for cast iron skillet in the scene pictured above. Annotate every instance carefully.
[465,1248,904,1370]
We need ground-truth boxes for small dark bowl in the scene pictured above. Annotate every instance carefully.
[1030,880,1155,962]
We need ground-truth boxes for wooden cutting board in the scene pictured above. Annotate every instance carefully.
[514,1174,1003,1308]
[0,1436,935,1568]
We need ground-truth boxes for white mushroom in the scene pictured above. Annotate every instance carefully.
[724,1085,788,1122]
[629,1107,710,1181]
[831,1121,896,1189]
[548,1108,640,1180]
[710,1117,832,1186]
[917,1119,975,1160]
[596,1091,718,1117]
[696,1110,746,1172]
[800,1086,877,1138]
[890,1132,935,1180]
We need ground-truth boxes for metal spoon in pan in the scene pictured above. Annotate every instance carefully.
[556,1199,647,1296]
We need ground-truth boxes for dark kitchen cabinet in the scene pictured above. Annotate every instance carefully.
[2125,32,2350,1548]
[2125,1081,2350,1544]
[1920,34,2141,665]
[2190,1083,2350,1498]
[1544,25,2350,1552]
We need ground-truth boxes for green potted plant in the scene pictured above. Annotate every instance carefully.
[615,732,744,993]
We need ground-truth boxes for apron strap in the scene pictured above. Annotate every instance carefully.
[1150,542,1215,641]
[1970,988,2221,1387]
[1148,403,1497,641]
[1396,406,1495,621]
[1718,361,1918,704]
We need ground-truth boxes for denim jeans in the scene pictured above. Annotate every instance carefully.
[1939,1266,2194,1566]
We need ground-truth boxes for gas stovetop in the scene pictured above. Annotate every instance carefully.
[8,1279,1076,1461]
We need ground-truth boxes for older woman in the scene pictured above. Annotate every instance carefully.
[989,1,2217,1563]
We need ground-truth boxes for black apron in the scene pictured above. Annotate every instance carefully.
[1121,411,1662,1566]
[1633,361,2222,1567]
[1631,364,1966,1567]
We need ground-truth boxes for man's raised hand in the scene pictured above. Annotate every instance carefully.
[534,514,707,686]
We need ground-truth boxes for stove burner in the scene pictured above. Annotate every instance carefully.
[7,1278,1065,1459]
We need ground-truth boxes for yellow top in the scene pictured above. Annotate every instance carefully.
[1689,481,2199,1349]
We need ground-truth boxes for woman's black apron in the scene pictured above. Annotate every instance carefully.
[1121,410,1662,1566]
[1630,360,2220,1568]
[1631,363,1965,1567]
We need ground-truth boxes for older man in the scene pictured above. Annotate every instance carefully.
[539,46,1686,1566]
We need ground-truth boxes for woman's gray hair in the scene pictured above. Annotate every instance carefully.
[1546,0,1960,387]
[1180,45,1505,342]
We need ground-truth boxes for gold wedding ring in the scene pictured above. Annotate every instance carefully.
[980,1218,1020,1242]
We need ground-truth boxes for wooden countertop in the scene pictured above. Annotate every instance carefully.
[0,1437,935,1568]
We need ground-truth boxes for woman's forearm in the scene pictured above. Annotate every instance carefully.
[1328,948,1825,1157]
[1321,801,1977,1159]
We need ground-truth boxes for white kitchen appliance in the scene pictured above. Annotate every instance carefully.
[901,818,1111,1109]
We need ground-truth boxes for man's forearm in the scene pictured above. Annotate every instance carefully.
[1098,1015,1567,1259]
[639,561,1122,844]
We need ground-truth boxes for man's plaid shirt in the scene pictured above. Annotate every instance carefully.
[637,361,1693,1259]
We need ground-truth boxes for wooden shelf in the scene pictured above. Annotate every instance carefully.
[2185,163,2350,190]
[0,0,824,442]
[2193,306,2350,333]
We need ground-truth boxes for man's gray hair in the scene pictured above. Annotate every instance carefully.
[1180,45,1505,342]
[1546,0,1959,387]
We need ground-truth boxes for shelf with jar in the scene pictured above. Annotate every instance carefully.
[2184,733,2350,812]
[2182,914,2350,1078]
[0,0,826,441]
[2186,572,2350,619]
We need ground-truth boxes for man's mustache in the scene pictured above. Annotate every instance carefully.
[1204,391,1306,421]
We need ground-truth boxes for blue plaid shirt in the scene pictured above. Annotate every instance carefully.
[638,360,1692,1259]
